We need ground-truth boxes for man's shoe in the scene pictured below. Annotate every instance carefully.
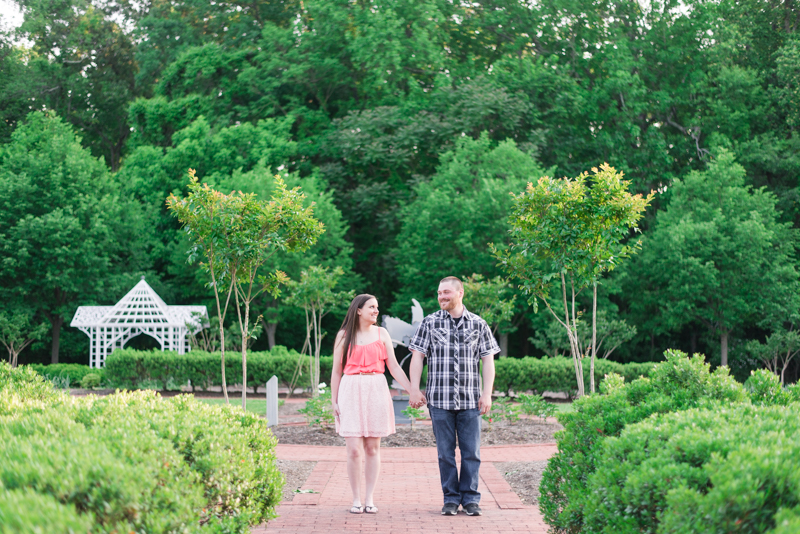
[463,503,482,516]
[441,503,459,515]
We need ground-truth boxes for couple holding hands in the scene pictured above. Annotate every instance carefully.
[330,276,499,516]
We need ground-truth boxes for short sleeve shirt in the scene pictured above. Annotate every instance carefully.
[407,308,500,410]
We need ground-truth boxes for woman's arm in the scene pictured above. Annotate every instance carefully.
[381,327,414,393]
[331,330,345,417]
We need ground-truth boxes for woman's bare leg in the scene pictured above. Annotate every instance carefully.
[345,437,365,507]
[363,437,381,507]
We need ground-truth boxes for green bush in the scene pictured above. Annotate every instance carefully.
[580,403,800,534]
[0,487,93,534]
[28,363,103,389]
[104,347,332,393]
[79,372,102,389]
[0,362,283,533]
[493,355,655,396]
[540,350,748,533]
[744,368,793,406]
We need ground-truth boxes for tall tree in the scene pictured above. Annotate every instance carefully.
[392,132,547,315]
[627,150,799,366]
[0,111,152,362]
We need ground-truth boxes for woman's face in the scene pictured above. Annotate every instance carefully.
[357,298,379,325]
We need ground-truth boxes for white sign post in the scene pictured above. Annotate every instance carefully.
[266,375,279,427]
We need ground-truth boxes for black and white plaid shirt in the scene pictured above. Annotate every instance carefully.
[408,308,500,411]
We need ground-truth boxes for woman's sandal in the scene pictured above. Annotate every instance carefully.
[364,505,378,514]
[350,505,364,514]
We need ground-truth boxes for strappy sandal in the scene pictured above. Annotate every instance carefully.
[350,505,364,514]
[364,505,378,514]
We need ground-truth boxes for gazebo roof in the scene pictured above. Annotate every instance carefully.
[71,278,207,328]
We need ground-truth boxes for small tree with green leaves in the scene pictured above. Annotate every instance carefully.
[745,326,800,386]
[169,170,324,411]
[496,164,651,396]
[286,265,353,396]
[0,309,48,367]
[463,274,516,336]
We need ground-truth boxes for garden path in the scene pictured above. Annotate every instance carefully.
[254,443,557,534]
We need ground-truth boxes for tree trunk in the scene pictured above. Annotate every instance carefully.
[590,282,597,394]
[720,330,729,367]
[50,315,63,364]
[266,321,277,350]
[499,333,509,357]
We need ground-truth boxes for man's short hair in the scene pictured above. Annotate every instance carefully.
[439,276,463,291]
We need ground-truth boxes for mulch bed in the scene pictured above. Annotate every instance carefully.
[271,417,562,448]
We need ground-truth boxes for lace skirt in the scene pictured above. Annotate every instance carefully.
[335,374,396,438]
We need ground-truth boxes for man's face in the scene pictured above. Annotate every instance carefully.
[437,281,463,311]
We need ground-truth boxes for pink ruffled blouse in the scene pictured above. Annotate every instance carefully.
[343,340,388,374]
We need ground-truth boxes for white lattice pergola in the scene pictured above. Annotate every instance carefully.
[71,277,208,368]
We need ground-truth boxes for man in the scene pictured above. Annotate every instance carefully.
[407,276,499,516]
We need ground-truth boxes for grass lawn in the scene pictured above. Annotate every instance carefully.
[553,402,574,413]
[197,397,268,415]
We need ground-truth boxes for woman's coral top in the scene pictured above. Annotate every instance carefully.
[343,340,388,374]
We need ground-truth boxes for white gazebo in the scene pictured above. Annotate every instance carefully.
[71,277,208,368]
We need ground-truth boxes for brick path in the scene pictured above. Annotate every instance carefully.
[253,443,557,534]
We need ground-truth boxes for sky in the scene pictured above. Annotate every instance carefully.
[0,0,22,33]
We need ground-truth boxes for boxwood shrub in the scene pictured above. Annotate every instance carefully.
[540,350,749,533]
[0,362,283,533]
[581,401,800,533]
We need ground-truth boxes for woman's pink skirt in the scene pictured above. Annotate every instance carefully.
[336,374,396,438]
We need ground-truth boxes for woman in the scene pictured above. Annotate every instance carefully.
[331,294,415,515]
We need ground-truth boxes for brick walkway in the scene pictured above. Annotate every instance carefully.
[253,443,557,534]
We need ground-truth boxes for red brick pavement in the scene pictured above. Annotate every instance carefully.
[254,443,557,533]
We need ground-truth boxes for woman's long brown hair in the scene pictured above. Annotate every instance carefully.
[338,294,377,367]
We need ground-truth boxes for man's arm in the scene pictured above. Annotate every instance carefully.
[478,355,495,415]
[409,350,427,407]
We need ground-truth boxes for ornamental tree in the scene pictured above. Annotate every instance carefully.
[168,169,324,410]
[496,164,651,396]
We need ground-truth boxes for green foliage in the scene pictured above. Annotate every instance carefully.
[286,265,354,394]
[492,356,655,397]
[0,487,93,534]
[104,348,333,393]
[28,363,102,389]
[517,393,557,423]
[79,372,102,389]
[743,369,792,406]
[497,164,652,395]
[298,387,335,427]
[393,133,546,314]
[0,309,48,367]
[462,274,517,336]
[539,350,748,533]
[0,362,283,532]
[0,111,153,363]
[489,396,521,424]
[580,404,800,534]
[622,151,800,366]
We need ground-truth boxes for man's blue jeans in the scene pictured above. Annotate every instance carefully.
[428,405,481,506]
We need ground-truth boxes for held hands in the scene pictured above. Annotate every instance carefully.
[408,389,427,408]
[478,394,492,415]
[332,402,340,417]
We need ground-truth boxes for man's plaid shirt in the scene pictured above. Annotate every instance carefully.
[408,308,500,411]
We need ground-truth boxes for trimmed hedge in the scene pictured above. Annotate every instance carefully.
[104,347,333,392]
[493,356,656,396]
[582,401,800,533]
[29,363,104,388]
[0,362,283,533]
[103,349,652,395]
[540,350,749,533]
